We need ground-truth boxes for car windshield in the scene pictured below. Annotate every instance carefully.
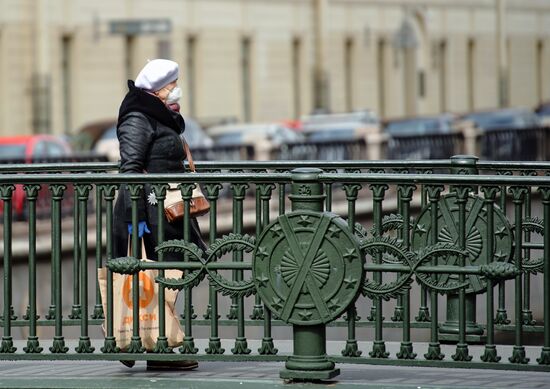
[385,118,451,135]
[465,111,540,130]
[100,126,117,140]
[302,111,378,126]
[307,129,356,141]
[212,132,244,145]
[0,144,26,158]
[271,127,304,143]
[182,117,214,148]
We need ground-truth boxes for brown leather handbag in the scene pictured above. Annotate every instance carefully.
[164,140,210,223]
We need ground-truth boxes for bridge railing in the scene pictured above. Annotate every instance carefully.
[480,126,550,161]
[190,125,550,162]
[0,157,550,380]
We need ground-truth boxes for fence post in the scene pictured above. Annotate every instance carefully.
[364,130,388,160]
[458,121,481,157]
[253,168,363,380]
[439,155,485,341]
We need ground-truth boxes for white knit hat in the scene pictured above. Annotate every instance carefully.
[134,59,179,91]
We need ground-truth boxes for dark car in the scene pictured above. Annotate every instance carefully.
[301,110,380,141]
[383,114,460,160]
[461,108,540,130]
[535,102,550,126]
[461,108,542,160]
[293,110,380,160]
[383,114,455,136]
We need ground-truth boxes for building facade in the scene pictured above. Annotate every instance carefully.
[0,0,549,136]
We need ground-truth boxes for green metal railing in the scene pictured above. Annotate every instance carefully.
[1,156,550,380]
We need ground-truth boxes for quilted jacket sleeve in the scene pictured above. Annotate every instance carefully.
[117,112,155,222]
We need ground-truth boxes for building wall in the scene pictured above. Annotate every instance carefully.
[0,0,549,136]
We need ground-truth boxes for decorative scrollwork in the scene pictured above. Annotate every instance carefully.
[205,234,256,298]
[354,223,369,239]
[370,214,412,237]
[362,278,413,301]
[514,217,544,274]
[155,239,206,290]
[206,233,255,260]
[522,258,544,274]
[361,237,415,300]
[254,211,363,325]
[106,256,141,274]
[208,272,256,299]
[480,262,520,280]
[362,237,479,297]
[411,193,513,294]
[414,244,470,293]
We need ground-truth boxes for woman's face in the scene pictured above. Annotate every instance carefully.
[155,80,178,103]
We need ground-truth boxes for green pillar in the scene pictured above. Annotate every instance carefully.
[254,168,363,381]
[281,168,338,380]
[439,155,484,341]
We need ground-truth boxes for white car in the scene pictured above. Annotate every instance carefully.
[94,117,213,162]
[207,123,304,146]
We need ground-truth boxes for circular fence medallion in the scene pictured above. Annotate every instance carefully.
[253,210,363,326]
[411,193,513,294]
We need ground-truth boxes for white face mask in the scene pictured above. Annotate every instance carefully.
[165,86,182,104]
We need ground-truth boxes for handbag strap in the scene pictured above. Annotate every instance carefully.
[182,139,196,173]
[127,239,147,259]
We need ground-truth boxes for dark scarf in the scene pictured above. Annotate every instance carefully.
[117,80,185,133]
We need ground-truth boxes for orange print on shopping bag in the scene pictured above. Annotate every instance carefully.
[122,272,155,309]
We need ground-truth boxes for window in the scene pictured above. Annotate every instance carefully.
[125,35,136,80]
[61,35,73,134]
[344,38,354,111]
[0,145,26,159]
[418,70,425,98]
[537,39,544,104]
[377,39,386,118]
[157,39,171,59]
[46,141,67,157]
[292,38,302,119]
[439,40,447,112]
[241,37,252,122]
[32,142,48,158]
[467,38,475,110]
[186,36,197,117]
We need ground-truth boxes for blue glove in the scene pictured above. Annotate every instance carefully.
[127,221,151,238]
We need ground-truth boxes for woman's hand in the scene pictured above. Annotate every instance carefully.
[127,221,151,238]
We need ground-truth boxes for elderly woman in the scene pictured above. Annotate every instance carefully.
[113,59,204,370]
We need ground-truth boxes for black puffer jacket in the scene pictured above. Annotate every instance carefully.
[112,80,206,261]
[117,80,187,222]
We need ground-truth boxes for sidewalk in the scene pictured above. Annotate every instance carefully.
[0,360,548,389]
[0,340,548,389]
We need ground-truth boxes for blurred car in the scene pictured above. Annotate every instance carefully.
[383,113,456,136]
[382,114,461,160]
[461,108,542,160]
[461,108,541,130]
[535,102,550,126]
[0,134,73,220]
[0,134,72,161]
[94,117,214,162]
[207,123,304,146]
[300,110,380,141]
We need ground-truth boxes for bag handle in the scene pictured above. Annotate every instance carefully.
[127,239,147,259]
[182,140,196,173]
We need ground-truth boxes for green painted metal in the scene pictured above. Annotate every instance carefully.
[0,184,15,353]
[23,184,42,353]
[1,157,550,384]
[267,168,362,379]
